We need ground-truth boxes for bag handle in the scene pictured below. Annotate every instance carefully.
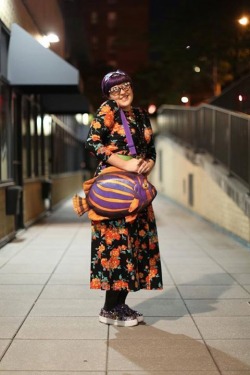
[120,109,137,156]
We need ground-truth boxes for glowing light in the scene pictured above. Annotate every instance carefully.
[46,33,60,43]
[238,95,243,102]
[38,36,50,48]
[181,96,189,104]
[148,104,157,114]
[44,115,52,136]
[238,16,249,26]
[194,66,201,73]
[75,113,90,125]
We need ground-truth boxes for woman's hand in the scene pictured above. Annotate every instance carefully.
[107,154,155,174]
[123,158,144,173]
[137,159,155,175]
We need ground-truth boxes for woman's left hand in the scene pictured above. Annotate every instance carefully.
[137,159,155,175]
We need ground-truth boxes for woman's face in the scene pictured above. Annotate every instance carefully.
[108,81,133,110]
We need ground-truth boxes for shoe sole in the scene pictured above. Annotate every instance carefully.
[99,315,138,327]
[137,315,144,323]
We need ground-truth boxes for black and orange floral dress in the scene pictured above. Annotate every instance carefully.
[85,99,163,292]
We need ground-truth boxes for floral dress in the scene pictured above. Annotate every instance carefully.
[85,99,163,291]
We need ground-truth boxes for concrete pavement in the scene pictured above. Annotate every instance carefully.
[0,194,250,374]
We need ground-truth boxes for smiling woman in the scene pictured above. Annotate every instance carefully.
[84,69,163,327]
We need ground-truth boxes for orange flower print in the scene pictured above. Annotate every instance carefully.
[144,128,152,143]
[149,258,156,266]
[107,143,118,152]
[104,112,114,128]
[113,280,129,290]
[112,122,125,136]
[126,263,134,272]
[92,120,101,129]
[105,228,121,245]
[97,244,106,258]
[99,104,111,115]
[101,258,110,270]
[101,281,110,290]
[119,227,128,236]
[109,257,120,269]
[139,229,146,237]
[146,268,158,285]
[91,134,101,142]
[149,242,156,250]
[111,248,120,257]
[97,146,112,156]
[90,278,101,289]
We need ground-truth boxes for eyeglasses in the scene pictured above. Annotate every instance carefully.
[109,82,131,96]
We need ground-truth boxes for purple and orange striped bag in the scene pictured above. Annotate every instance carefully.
[72,166,157,222]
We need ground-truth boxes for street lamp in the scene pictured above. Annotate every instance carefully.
[238,16,249,26]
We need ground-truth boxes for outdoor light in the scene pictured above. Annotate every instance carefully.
[75,113,89,125]
[43,115,52,136]
[37,33,60,48]
[181,96,189,104]
[38,35,50,48]
[46,33,60,43]
[238,16,249,26]
[148,104,157,114]
[238,95,243,102]
[194,66,201,73]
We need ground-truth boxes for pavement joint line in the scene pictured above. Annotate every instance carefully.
[161,258,223,375]
[0,225,80,364]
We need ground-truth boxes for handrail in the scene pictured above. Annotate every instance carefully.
[157,103,250,191]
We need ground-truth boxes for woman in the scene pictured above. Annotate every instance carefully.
[85,69,163,327]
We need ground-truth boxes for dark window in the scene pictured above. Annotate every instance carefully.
[0,81,11,181]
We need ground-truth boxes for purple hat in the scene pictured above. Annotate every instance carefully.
[101,69,132,97]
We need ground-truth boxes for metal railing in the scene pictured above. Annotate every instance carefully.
[157,103,250,190]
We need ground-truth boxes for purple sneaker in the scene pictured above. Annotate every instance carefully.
[119,304,144,323]
[99,306,138,327]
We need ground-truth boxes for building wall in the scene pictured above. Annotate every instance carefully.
[51,172,84,206]
[0,187,15,246]
[151,137,250,243]
[78,0,149,74]
[0,0,65,57]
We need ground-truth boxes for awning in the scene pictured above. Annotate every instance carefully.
[7,24,79,93]
[40,94,90,114]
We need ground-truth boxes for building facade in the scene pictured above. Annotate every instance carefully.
[0,0,88,247]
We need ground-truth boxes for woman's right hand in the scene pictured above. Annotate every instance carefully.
[124,158,143,173]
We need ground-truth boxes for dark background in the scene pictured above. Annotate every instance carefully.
[59,0,250,110]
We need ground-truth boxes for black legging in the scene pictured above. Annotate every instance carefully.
[104,290,128,311]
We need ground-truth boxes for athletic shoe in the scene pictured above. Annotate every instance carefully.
[119,304,144,323]
[99,306,138,327]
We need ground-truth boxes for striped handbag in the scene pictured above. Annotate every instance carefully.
[72,109,157,222]
[73,166,157,222]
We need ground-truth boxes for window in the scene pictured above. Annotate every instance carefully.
[0,81,11,181]
[0,24,9,78]
[90,11,98,25]
[106,36,116,53]
[0,24,11,182]
[22,98,43,179]
[107,11,117,28]
[91,36,99,50]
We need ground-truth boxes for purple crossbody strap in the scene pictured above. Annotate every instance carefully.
[120,109,137,156]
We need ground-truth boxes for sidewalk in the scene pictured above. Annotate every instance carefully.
[0,194,250,374]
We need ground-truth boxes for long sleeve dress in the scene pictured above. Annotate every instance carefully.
[85,99,163,292]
